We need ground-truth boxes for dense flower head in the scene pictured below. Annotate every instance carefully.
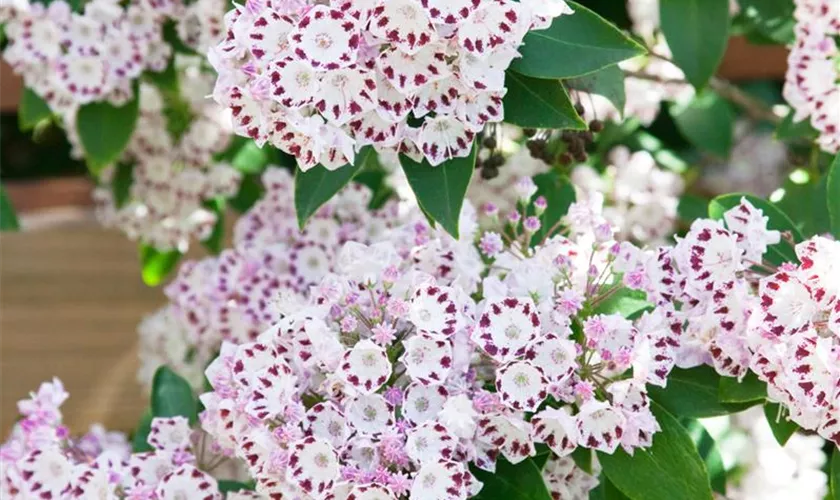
[1,0,222,112]
[618,195,840,445]
[783,0,840,153]
[93,56,241,252]
[193,187,689,499]
[208,0,574,169]
[572,146,684,244]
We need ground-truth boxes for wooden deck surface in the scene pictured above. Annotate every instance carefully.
[1,219,163,433]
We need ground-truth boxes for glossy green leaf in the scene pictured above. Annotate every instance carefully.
[718,372,766,403]
[201,197,225,255]
[671,91,734,158]
[0,184,21,231]
[112,163,134,209]
[831,447,839,500]
[660,0,730,89]
[590,476,631,500]
[150,366,198,424]
[218,480,255,493]
[775,108,818,141]
[564,65,626,116]
[140,245,182,287]
[738,0,795,45]
[19,88,52,131]
[775,173,831,237]
[295,146,379,228]
[828,154,840,239]
[600,403,713,500]
[682,420,726,495]
[708,193,802,265]
[503,72,586,130]
[400,144,476,239]
[510,1,645,79]
[528,171,576,246]
[649,366,756,418]
[678,194,710,225]
[763,402,798,447]
[592,288,652,319]
[229,174,265,213]
[232,141,271,174]
[131,409,154,452]
[471,457,552,500]
[76,93,139,174]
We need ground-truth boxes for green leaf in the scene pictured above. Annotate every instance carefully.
[400,144,476,239]
[600,402,713,500]
[682,420,727,495]
[589,476,631,500]
[738,0,795,45]
[718,372,766,403]
[150,366,198,424]
[828,154,840,239]
[831,447,839,500]
[708,193,802,265]
[201,198,225,255]
[19,88,52,131]
[232,141,271,174]
[763,402,798,447]
[218,480,255,493]
[503,72,586,130]
[510,1,645,79]
[295,147,380,228]
[671,91,734,158]
[571,447,594,474]
[528,171,576,246]
[678,194,710,225]
[76,92,139,174]
[660,0,730,89]
[649,366,757,418]
[774,173,831,237]
[112,163,134,209]
[140,245,182,287]
[564,65,626,117]
[592,288,652,319]
[0,184,21,231]
[471,457,552,500]
[131,409,154,452]
[775,108,818,141]
[229,174,265,213]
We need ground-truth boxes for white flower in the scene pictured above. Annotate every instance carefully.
[436,393,477,439]
[338,339,392,394]
[403,383,449,425]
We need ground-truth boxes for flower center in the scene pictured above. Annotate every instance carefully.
[315,33,333,49]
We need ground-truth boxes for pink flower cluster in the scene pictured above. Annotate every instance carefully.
[93,64,241,252]
[618,196,840,446]
[0,379,214,499]
[208,0,573,169]
[136,168,406,388]
[196,191,679,499]
[783,0,840,153]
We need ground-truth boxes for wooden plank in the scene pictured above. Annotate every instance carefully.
[0,225,163,433]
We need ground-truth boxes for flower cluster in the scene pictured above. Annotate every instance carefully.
[1,0,227,111]
[137,167,407,390]
[208,0,573,169]
[195,189,683,499]
[93,56,241,252]
[783,0,840,153]
[571,146,683,244]
[618,196,840,445]
[0,378,241,499]
[728,408,829,499]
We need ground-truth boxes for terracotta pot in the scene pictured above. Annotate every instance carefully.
[717,36,789,81]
